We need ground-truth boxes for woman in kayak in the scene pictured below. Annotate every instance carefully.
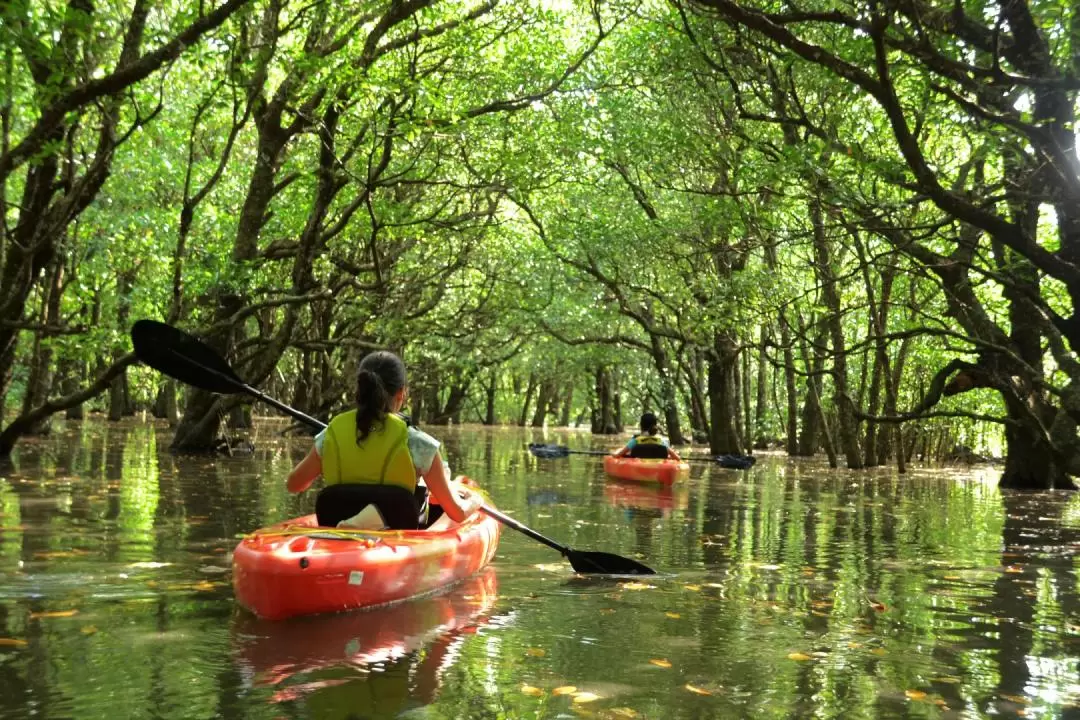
[614,411,683,460]
[286,351,483,529]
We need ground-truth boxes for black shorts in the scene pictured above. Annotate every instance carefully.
[315,483,429,529]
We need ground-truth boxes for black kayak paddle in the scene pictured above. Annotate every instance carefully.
[131,319,655,576]
[528,443,756,470]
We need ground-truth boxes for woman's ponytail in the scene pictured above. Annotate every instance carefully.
[355,369,389,442]
[353,351,408,443]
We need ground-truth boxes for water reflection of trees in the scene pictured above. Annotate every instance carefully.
[2,425,1079,718]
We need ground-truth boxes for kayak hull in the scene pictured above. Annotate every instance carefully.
[603,455,688,486]
[232,493,500,620]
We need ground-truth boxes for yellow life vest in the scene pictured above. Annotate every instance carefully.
[635,434,664,445]
[321,411,416,492]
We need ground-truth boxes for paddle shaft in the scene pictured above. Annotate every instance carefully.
[166,347,325,430]
[532,444,749,465]
[132,320,656,573]
[477,505,569,556]
[164,348,572,551]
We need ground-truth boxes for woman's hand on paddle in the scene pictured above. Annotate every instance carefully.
[454,486,483,517]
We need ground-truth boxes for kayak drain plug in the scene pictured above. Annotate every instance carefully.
[298,557,309,569]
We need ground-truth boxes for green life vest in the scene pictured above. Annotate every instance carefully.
[321,411,416,492]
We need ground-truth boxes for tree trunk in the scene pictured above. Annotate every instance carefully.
[810,191,861,468]
[780,310,799,455]
[61,358,85,420]
[559,384,573,427]
[108,268,137,422]
[483,370,497,426]
[707,332,741,454]
[228,404,251,429]
[531,379,553,427]
[797,315,827,457]
[753,327,768,447]
[682,349,710,440]
[649,337,684,444]
[518,373,537,427]
[592,367,616,434]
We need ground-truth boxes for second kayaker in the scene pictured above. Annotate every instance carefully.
[614,411,683,461]
[286,350,483,529]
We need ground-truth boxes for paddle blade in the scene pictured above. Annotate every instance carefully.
[716,454,756,470]
[528,443,570,458]
[565,549,655,575]
[131,319,246,394]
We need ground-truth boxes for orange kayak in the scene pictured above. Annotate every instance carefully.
[232,486,501,620]
[603,455,689,486]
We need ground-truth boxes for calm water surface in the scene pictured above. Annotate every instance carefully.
[1,419,1078,719]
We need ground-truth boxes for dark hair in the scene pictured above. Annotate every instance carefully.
[640,412,659,434]
[355,351,407,442]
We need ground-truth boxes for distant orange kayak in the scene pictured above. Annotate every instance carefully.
[603,455,689,486]
[232,483,500,620]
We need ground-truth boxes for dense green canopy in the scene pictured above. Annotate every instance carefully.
[0,0,1076,488]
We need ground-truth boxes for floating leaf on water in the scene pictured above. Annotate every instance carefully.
[0,638,28,647]
[934,699,948,707]
[80,626,97,635]
[553,686,578,696]
[683,584,701,591]
[619,582,654,591]
[33,551,83,559]
[868,600,887,612]
[1004,565,1024,573]
[931,675,961,684]
[573,692,601,704]
[870,648,887,656]
[905,690,927,700]
[128,562,172,569]
[198,565,230,575]
[943,575,961,580]
[684,684,712,696]
[649,658,672,668]
[194,581,216,592]
[787,653,811,661]
[847,642,863,649]
[999,694,1030,704]
[665,612,681,619]
[608,709,639,718]
[520,684,544,697]
[526,647,546,657]
[30,610,78,619]
[533,563,568,572]
[811,652,829,658]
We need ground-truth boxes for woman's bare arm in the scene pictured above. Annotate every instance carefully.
[287,447,321,493]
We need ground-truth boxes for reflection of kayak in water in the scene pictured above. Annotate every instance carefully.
[232,480,500,620]
[232,568,499,689]
[604,481,689,512]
